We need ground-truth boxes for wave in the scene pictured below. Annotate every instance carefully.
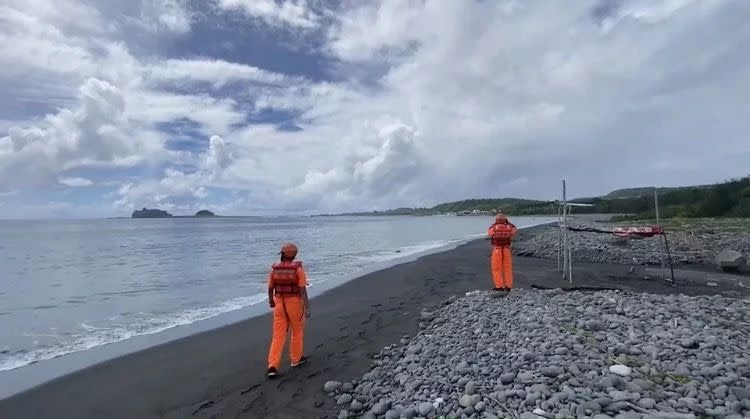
[0,293,268,372]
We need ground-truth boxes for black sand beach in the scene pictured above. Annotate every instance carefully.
[1,226,746,419]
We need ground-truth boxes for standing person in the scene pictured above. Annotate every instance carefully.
[487,214,517,291]
[266,242,310,378]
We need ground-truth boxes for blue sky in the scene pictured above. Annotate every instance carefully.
[1,0,750,218]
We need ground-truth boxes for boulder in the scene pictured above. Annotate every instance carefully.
[716,249,746,271]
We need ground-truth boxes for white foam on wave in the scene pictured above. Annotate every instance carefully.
[0,293,268,372]
[354,239,459,264]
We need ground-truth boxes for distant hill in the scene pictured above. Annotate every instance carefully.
[195,209,215,217]
[132,208,173,218]
[335,176,750,219]
[603,185,712,199]
[336,198,554,216]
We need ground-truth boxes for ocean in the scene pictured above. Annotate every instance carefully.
[0,215,550,374]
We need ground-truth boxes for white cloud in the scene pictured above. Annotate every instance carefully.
[3,0,750,217]
[0,78,163,190]
[59,177,94,187]
[146,58,295,87]
[214,0,319,29]
[149,0,192,33]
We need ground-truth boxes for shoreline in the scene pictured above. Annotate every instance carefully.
[0,224,541,400]
[1,223,746,419]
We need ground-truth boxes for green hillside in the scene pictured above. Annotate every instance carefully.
[338,175,750,218]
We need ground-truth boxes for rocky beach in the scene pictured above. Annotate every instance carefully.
[326,289,749,419]
[514,219,750,268]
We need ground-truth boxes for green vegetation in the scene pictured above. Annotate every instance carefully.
[579,176,750,219]
[341,175,750,219]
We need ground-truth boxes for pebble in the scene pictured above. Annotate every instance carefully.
[475,401,485,412]
[337,394,353,405]
[417,402,433,416]
[372,401,390,415]
[350,400,364,412]
[501,372,517,384]
[459,394,476,408]
[324,381,342,393]
[542,366,564,378]
[638,398,657,409]
[609,365,632,377]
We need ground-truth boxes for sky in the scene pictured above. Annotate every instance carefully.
[1,0,749,218]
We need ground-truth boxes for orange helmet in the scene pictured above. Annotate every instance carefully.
[280,242,298,259]
[495,214,508,224]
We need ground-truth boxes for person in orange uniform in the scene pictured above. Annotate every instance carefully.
[487,214,517,291]
[266,242,310,378]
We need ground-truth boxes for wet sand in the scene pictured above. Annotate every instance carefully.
[1,227,745,419]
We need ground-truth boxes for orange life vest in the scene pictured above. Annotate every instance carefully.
[491,224,514,246]
[271,261,302,296]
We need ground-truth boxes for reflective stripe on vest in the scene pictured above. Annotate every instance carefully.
[271,261,302,295]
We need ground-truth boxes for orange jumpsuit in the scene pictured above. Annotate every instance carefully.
[267,264,307,370]
[488,223,517,289]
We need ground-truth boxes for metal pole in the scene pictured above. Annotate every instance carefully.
[567,205,573,284]
[655,187,666,281]
[557,203,562,272]
[662,232,676,286]
[562,180,568,280]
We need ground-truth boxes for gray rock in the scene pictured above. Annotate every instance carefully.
[593,415,614,419]
[350,400,364,412]
[465,381,478,395]
[584,400,602,412]
[610,391,630,402]
[716,249,746,271]
[342,382,354,392]
[372,401,390,415]
[475,401,486,412]
[541,366,564,378]
[325,381,343,393]
[407,344,423,354]
[729,386,750,400]
[337,394,353,405]
[638,398,657,409]
[385,410,399,419]
[501,372,517,384]
[420,310,435,322]
[338,409,349,419]
[615,413,643,419]
[459,394,475,408]
[586,320,608,331]
[520,413,542,419]
[400,407,416,419]
[417,402,433,416]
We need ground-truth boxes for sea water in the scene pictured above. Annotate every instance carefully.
[0,215,550,373]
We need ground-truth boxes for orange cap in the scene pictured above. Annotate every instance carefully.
[280,242,298,259]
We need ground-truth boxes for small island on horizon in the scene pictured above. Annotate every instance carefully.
[130,208,218,218]
[195,210,215,217]
[132,208,173,218]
